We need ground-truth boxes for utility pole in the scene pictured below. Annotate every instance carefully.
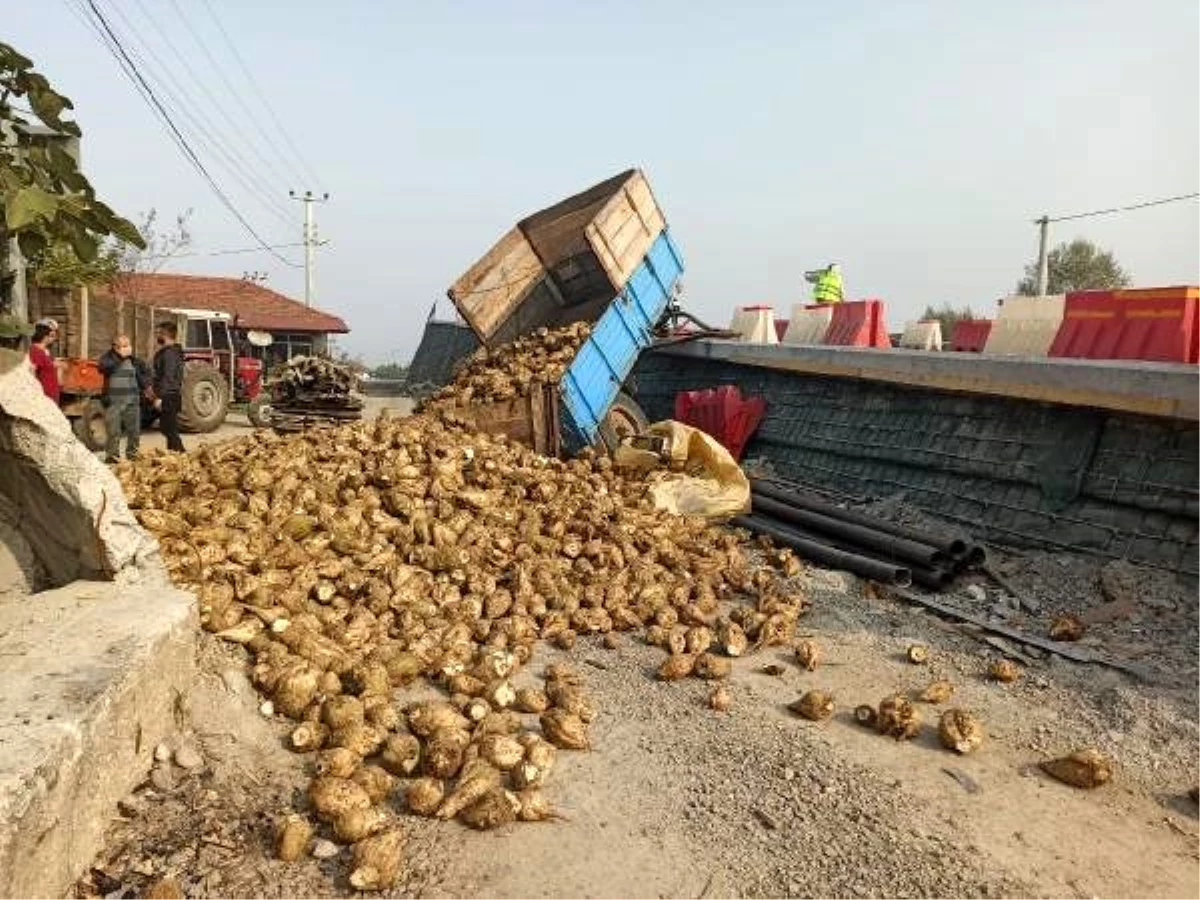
[1034,215,1050,296]
[289,190,329,307]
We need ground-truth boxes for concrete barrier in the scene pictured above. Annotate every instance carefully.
[899,320,943,351]
[730,306,780,344]
[984,295,1066,357]
[0,580,195,898]
[783,304,833,345]
[0,350,195,896]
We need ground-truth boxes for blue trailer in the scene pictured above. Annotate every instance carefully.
[446,169,685,454]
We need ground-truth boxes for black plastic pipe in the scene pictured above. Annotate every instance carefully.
[910,565,955,590]
[732,515,913,587]
[751,478,970,556]
[750,494,949,568]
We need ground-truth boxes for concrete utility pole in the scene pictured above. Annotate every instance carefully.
[1034,215,1050,297]
[289,190,329,307]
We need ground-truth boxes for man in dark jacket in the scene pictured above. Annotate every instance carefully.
[97,334,149,463]
[152,321,186,452]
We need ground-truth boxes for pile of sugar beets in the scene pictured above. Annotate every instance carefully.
[118,325,808,890]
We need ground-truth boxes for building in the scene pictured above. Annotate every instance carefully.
[110,273,349,368]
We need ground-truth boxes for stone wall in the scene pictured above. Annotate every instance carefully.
[632,351,1199,575]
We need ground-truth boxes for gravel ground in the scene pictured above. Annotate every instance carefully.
[80,553,1199,899]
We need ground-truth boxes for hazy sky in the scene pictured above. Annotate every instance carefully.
[8,1,1199,363]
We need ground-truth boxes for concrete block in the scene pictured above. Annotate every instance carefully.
[984,295,1066,357]
[0,349,161,587]
[0,580,196,898]
[900,320,944,351]
[783,304,833,346]
[730,306,779,344]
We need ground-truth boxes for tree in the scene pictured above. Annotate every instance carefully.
[1017,238,1131,296]
[920,303,978,336]
[0,41,144,318]
[107,208,192,297]
[371,362,408,380]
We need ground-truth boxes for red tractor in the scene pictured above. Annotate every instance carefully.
[167,309,271,431]
[63,308,270,450]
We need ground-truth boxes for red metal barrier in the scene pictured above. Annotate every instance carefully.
[824,300,891,348]
[1050,288,1198,363]
[949,319,994,353]
[673,385,767,460]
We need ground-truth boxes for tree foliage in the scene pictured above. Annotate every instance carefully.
[0,41,144,308]
[371,362,408,380]
[920,303,978,335]
[1017,238,1131,296]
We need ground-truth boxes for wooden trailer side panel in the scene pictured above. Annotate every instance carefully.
[447,227,547,343]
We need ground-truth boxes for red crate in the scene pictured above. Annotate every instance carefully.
[824,300,891,348]
[673,385,767,460]
[1050,290,1198,363]
[949,319,993,353]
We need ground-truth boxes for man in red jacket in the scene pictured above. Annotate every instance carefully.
[28,318,60,402]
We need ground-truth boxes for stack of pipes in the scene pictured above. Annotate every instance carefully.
[732,479,985,590]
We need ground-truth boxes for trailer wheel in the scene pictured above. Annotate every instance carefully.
[72,399,108,451]
[246,395,274,428]
[597,391,648,452]
[178,362,229,433]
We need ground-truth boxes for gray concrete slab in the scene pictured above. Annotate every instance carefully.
[656,340,1200,421]
[0,580,195,898]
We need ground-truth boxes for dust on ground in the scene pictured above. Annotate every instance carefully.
[80,553,1199,899]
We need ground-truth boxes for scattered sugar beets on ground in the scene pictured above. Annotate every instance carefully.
[116,403,809,887]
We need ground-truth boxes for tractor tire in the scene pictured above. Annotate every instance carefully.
[178,362,229,433]
[246,395,274,429]
[596,391,648,453]
[71,398,108,451]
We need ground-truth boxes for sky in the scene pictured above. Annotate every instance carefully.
[7,0,1199,364]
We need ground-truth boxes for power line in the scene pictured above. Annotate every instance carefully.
[98,0,297,227]
[144,241,308,260]
[168,0,322,193]
[1038,192,1199,224]
[197,0,324,190]
[69,0,300,267]
[120,0,299,208]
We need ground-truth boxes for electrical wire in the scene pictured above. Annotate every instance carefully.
[68,0,301,267]
[98,0,298,227]
[168,0,323,193]
[197,0,324,190]
[120,0,299,208]
[143,241,308,259]
[1038,192,1199,223]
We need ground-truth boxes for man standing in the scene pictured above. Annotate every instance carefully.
[152,321,186,452]
[98,334,148,463]
[27,318,61,402]
[804,263,845,305]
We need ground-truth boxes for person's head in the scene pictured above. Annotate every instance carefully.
[32,319,58,347]
[113,334,132,357]
[155,321,178,346]
[828,263,840,273]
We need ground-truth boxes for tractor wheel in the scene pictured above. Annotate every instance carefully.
[246,395,274,428]
[178,362,229,433]
[596,391,648,453]
[71,398,108,451]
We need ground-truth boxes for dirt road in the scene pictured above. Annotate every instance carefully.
[84,561,1199,899]
[104,396,416,454]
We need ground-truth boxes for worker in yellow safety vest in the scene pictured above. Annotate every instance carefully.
[804,263,844,305]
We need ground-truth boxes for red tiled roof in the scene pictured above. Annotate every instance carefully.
[109,273,349,334]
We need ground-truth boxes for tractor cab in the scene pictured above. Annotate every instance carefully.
[162,308,267,432]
